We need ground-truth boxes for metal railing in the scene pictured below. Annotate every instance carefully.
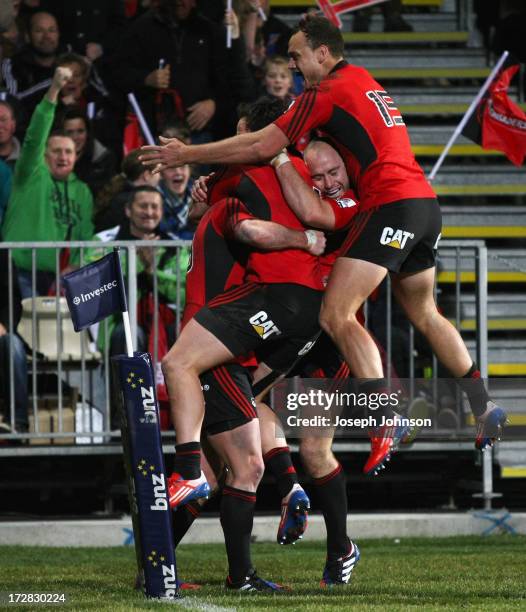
[0,240,490,443]
[0,239,512,507]
[0,240,189,446]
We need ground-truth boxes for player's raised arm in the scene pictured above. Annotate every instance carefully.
[139,123,289,172]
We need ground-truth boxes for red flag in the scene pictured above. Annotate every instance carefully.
[123,111,144,157]
[317,0,388,28]
[481,64,526,166]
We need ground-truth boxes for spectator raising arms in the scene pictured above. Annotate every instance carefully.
[1,66,94,298]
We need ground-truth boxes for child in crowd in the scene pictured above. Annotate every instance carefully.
[262,56,294,102]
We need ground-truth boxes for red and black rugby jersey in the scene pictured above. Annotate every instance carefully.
[274,61,436,210]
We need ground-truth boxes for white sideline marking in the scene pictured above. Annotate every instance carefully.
[170,599,236,612]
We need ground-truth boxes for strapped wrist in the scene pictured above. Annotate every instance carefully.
[271,152,291,169]
[304,230,317,248]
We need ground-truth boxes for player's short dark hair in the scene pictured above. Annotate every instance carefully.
[294,14,344,57]
[245,96,289,132]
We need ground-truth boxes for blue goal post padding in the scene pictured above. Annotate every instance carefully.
[112,352,179,599]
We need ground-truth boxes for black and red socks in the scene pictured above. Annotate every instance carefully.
[456,363,490,417]
[263,446,299,499]
[220,485,256,583]
[313,464,349,560]
[173,441,201,480]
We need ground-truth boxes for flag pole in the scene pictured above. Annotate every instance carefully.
[113,247,134,357]
[226,0,232,48]
[127,92,156,145]
[428,50,509,182]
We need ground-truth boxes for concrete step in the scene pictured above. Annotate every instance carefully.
[413,144,507,158]
[437,248,526,284]
[370,66,491,80]
[407,124,523,157]
[387,88,523,118]
[435,185,526,197]
[352,49,487,69]
[342,30,469,45]
[442,206,526,239]
[426,168,526,197]
[444,293,526,331]
[465,339,526,376]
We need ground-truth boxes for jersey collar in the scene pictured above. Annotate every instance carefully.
[329,59,348,75]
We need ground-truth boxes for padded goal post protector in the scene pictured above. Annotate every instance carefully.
[112,352,179,600]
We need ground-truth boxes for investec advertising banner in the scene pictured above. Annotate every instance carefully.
[63,251,127,331]
[112,352,178,599]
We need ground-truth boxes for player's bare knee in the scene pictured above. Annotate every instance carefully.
[320,308,361,341]
[406,305,440,336]
[161,353,180,380]
[250,454,265,488]
[161,350,196,380]
[231,452,264,490]
[319,303,341,339]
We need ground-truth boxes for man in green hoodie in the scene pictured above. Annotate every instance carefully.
[1,66,94,298]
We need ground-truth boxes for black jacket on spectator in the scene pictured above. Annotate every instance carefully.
[74,139,117,200]
[0,250,21,331]
[196,0,224,24]
[109,7,233,137]
[1,46,56,131]
[94,180,136,234]
[40,0,126,57]
[228,37,258,106]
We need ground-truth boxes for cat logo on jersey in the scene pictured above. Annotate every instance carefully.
[249,311,281,340]
[380,227,414,249]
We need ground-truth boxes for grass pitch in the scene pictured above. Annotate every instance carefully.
[0,537,525,611]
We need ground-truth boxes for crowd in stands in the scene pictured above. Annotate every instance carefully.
[0,0,305,259]
[0,0,306,433]
[0,0,432,434]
